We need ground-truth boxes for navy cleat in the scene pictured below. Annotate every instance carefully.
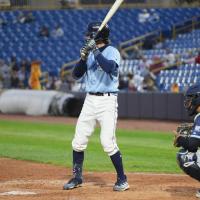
[113,176,129,191]
[63,177,83,190]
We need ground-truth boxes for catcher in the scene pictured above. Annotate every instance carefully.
[173,84,200,198]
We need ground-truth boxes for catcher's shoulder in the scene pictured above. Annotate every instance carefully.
[194,113,200,122]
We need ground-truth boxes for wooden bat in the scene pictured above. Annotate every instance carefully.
[95,0,124,38]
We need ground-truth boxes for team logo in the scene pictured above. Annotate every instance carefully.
[194,125,200,132]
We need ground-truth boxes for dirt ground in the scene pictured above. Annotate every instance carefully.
[0,158,199,200]
[0,114,199,200]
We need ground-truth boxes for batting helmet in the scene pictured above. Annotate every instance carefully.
[184,84,200,116]
[85,22,110,44]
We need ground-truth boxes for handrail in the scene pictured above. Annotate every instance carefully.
[173,15,200,27]
[172,15,200,38]
[120,13,200,60]
[119,30,160,49]
[119,29,162,60]
[151,61,182,74]
[59,11,200,75]
[62,59,79,69]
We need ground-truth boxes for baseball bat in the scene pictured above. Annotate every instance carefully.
[95,0,124,39]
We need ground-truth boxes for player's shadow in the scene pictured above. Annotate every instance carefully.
[165,186,197,197]
[84,174,110,188]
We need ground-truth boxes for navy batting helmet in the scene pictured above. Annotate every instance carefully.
[184,84,200,116]
[85,22,110,44]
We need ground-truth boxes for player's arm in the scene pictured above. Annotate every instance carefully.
[72,46,88,80]
[93,49,118,74]
[176,136,200,152]
[72,59,87,80]
[175,123,200,152]
[86,39,119,75]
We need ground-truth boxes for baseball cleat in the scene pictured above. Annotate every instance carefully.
[196,189,200,198]
[63,177,83,190]
[113,177,129,192]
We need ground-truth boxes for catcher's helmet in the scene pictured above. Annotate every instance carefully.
[85,22,110,44]
[184,84,200,116]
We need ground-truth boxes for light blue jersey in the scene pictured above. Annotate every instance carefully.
[84,46,120,93]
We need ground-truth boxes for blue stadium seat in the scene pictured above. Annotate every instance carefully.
[1,7,200,82]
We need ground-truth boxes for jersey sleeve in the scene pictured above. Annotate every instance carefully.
[191,116,200,139]
[106,47,121,66]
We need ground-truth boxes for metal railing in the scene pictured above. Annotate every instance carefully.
[61,13,200,72]
[61,59,79,77]
[120,14,200,60]
[172,15,200,38]
[119,30,163,59]
[0,0,10,8]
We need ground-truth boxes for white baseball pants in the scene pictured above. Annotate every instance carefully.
[72,93,119,156]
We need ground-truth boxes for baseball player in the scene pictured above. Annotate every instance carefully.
[174,84,200,198]
[63,22,129,191]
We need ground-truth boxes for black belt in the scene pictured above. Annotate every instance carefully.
[89,92,116,96]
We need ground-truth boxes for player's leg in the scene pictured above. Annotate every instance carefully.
[97,95,129,191]
[177,149,200,181]
[177,149,200,197]
[63,96,96,190]
[196,189,200,198]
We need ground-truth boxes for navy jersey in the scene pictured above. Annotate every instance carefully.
[177,113,200,152]
[191,113,200,140]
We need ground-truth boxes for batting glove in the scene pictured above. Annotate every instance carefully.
[80,45,89,61]
[85,39,97,52]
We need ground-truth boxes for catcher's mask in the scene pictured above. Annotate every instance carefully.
[184,84,200,116]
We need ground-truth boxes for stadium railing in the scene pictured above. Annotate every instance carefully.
[61,13,199,72]
[119,30,163,59]
[172,15,200,38]
[120,14,200,60]
[0,0,10,9]
[61,60,78,76]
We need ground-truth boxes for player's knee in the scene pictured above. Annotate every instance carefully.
[176,149,186,169]
[100,137,119,156]
[72,138,87,152]
[176,149,200,181]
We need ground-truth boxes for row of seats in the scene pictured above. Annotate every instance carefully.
[164,29,200,49]
[0,7,200,74]
[156,28,200,91]
[157,65,200,92]
[120,31,200,92]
